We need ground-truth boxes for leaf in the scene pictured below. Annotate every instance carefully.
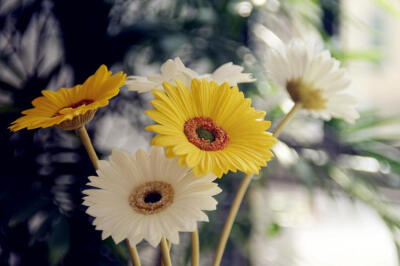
[355,141,400,173]
[371,0,400,18]
[330,167,400,224]
[8,196,48,227]
[48,216,70,266]
[103,238,129,262]
[335,48,383,63]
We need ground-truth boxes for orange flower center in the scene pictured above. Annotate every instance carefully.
[184,117,229,151]
[53,99,94,117]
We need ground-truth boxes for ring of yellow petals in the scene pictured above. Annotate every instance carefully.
[146,78,277,177]
[9,65,127,131]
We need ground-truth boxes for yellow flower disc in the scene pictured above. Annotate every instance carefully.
[9,65,127,131]
[146,78,277,177]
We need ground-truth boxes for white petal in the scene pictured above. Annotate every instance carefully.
[265,31,359,123]
[82,147,221,246]
[128,57,254,92]
[167,231,180,245]
[126,76,159,93]
[211,62,255,86]
[252,24,284,50]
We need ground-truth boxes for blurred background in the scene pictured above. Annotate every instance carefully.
[1,0,400,265]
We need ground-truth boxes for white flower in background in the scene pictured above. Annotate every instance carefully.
[82,146,221,247]
[265,29,359,123]
[251,0,280,12]
[126,57,255,92]
[126,57,198,93]
[205,62,256,86]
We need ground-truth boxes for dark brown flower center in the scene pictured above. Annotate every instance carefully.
[129,181,174,215]
[68,99,94,108]
[144,192,162,203]
[184,117,229,151]
[53,99,94,117]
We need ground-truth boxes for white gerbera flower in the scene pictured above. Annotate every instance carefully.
[126,57,255,92]
[82,146,221,247]
[266,31,359,123]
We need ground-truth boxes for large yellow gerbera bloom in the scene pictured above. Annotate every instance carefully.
[146,78,277,177]
[9,65,126,131]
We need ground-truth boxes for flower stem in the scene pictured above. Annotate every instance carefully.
[127,240,142,266]
[161,237,172,266]
[212,173,253,266]
[191,230,199,266]
[76,126,99,170]
[273,102,302,138]
[75,126,142,266]
[212,102,301,266]
[161,240,171,266]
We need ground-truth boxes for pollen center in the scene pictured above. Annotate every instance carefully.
[286,80,327,110]
[69,99,94,109]
[53,99,94,117]
[184,117,229,151]
[129,181,174,215]
[196,128,215,142]
[144,192,162,203]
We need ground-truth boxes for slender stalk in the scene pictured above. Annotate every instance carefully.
[75,126,141,266]
[160,240,171,266]
[212,174,253,266]
[127,240,142,266]
[212,103,301,266]
[160,237,172,266]
[191,230,199,266]
[273,102,302,138]
[76,126,99,170]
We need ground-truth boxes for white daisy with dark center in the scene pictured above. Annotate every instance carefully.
[82,146,221,247]
[266,31,359,123]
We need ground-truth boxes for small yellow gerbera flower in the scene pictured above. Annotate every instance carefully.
[9,65,127,131]
[146,78,277,177]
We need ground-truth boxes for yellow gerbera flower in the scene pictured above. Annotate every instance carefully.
[145,78,277,177]
[9,65,127,131]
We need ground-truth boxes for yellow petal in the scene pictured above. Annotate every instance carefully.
[9,64,126,132]
[145,78,276,178]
